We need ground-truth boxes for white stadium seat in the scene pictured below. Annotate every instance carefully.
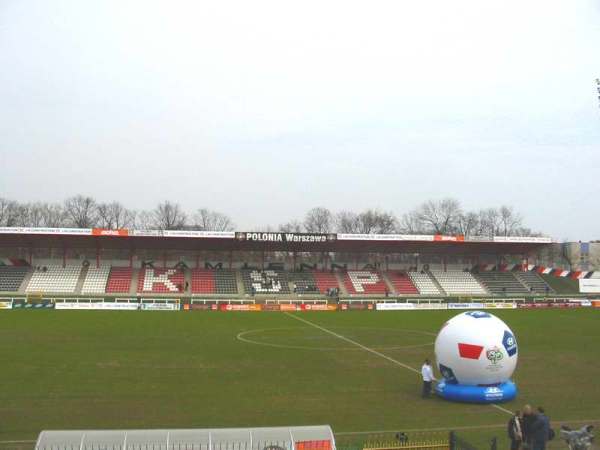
[26,265,82,294]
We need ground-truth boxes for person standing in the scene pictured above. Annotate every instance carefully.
[532,407,551,450]
[508,411,523,450]
[421,359,436,398]
[521,404,535,449]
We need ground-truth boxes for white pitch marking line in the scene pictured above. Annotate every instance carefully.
[490,403,513,415]
[284,312,513,416]
[284,312,420,374]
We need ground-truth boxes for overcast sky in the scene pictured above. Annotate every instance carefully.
[1,0,599,240]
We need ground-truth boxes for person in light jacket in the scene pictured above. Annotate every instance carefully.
[421,359,436,398]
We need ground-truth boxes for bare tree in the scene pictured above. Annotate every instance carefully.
[64,195,98,228]
[0,198,19,226]
[478,208,502,237]
[355,209,397,234]
[40,203,67,227]
[97,202,136,229]
[303,207,333,233]
[335,210,360,233]
[152,201,187,230]
[415,198,462,234]
[398,210,424,234]
[193,208,235,231]
[335,209,397,234]
[499,206,522,237]
[456,212,479,237]
[279,220,304,233]
[135,210,155,229]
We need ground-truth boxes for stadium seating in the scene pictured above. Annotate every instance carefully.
[0,266,29,292]
[191,268,216,294]
[311,271,341,294]
[105,267,133,293]
[81,266,111,294]
[408,272,444,295]
[25,265,81,293]
[514,271,554,294]
[242,269,290,294]
[429,270,488,296]
[214,269,238,294]
[385,271,419,295]
[474,272,529,295]
[288,271,319,293]
[343,271,388,294]
[137,268,185,293]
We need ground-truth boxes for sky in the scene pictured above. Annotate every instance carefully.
[0,0,599,240]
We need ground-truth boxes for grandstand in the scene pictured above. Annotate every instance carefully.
[0,227,591,298]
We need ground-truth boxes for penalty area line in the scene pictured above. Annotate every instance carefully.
[284,312,513,416]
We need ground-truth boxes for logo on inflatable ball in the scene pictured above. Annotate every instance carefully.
[435,311,518,386]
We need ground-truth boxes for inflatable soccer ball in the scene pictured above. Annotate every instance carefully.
[434,311,518,386]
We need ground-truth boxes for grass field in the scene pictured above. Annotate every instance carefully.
[1,309,599,449]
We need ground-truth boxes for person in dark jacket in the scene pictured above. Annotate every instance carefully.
[521,404,535,448]
[508,410,523,450]
[531,407,551,450]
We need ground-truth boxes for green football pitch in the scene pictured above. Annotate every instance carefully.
[1,309,599,449]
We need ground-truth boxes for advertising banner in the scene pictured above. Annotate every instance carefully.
[56,302,140,310]
[280,304,299,311]
[376,302,448,311]
[20,301,55,309]
[593,301,600,308]
[340,303,372,311]
[579,279,600,293]
[376,303,415,311]
[262,304,281,311]
[518,303,551,309]
[448,303,485,310]
[337,233,434,241]
[433,234,465,242]
[300,303,337,311]
[0,301,13,309]
[235,232,335,243]
[483,303,517,309]
[141,303,179,311]
[189,303,212,311]
[219,304,262,312]
[92,228,129,237]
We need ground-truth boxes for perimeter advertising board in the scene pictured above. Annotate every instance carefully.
[219,304,262,311]
[376,303,447,311]
[0,301,13,309]
[55,302,139,310]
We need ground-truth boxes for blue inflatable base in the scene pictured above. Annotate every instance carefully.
[435,379,517,403]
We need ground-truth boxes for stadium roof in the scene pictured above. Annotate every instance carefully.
[36,426,336,450]
[0,228,552,255]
